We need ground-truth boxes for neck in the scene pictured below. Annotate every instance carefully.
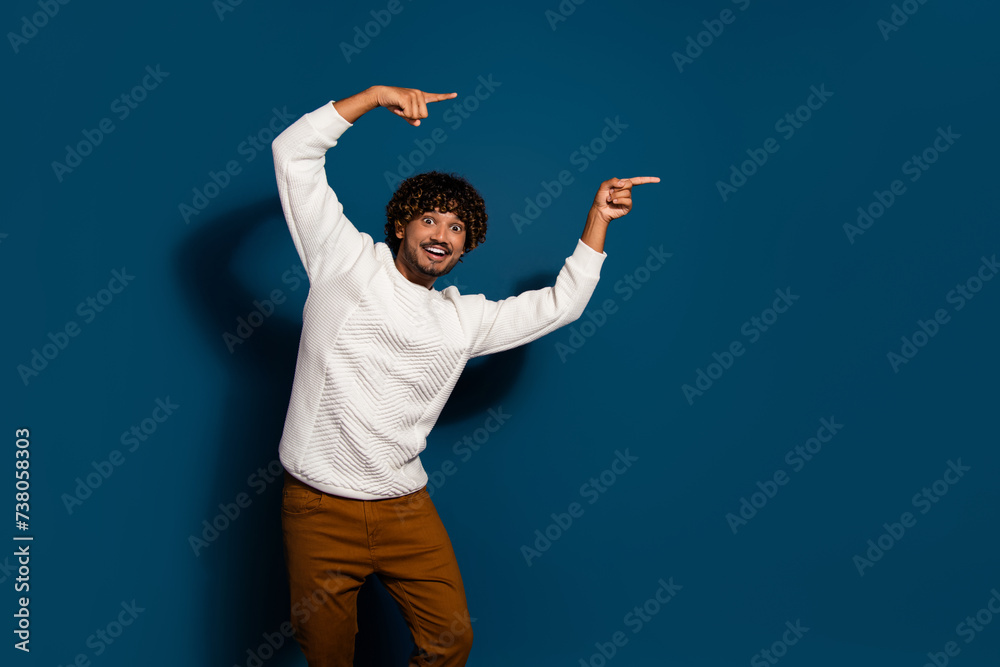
[393,253,435,290]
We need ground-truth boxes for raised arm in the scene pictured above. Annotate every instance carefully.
[466,175,660,358]
[466,238,607,358]
[272,94,371,281]
[272,86,457,280]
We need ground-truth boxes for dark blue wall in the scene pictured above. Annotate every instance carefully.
[5,0,999,665]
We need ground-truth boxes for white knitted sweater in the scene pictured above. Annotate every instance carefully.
[272,101,608,500]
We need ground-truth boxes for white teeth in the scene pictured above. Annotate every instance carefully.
[426,247,446,255]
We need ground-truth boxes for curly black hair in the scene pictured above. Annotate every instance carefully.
[384,171,488,263]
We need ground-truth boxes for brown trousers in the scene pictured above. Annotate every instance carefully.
[280,471,474,666]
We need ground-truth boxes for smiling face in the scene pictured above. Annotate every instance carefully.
[393,208,467,289]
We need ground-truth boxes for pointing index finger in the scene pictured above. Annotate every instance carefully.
[424,91,459,103]
[619,177,661,186]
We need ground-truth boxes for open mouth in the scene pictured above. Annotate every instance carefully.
[424,245,448,261]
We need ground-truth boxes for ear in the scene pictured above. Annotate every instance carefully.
[395,221,404,240]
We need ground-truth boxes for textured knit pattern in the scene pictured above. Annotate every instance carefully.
[272,101,608,500]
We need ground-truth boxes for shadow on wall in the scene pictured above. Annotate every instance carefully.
[174,196,548,666]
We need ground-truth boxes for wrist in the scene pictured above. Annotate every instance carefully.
[333,87,382,124]
[364,86,383,110]
[587,207,610,226]
[580,209,610,254]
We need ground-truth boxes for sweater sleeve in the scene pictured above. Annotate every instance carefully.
[467,239,608,358]
[272,101,367,281]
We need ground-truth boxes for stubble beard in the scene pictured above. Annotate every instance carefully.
[401,238,455,278]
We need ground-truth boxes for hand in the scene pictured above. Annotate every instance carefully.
[590,176,661,224]
[371,85,458,126]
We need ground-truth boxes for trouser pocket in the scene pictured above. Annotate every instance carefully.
[281,471,324,516]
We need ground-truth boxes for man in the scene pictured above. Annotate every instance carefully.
[272,84,658,666]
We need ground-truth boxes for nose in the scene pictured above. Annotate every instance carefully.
[429,227,452,250]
